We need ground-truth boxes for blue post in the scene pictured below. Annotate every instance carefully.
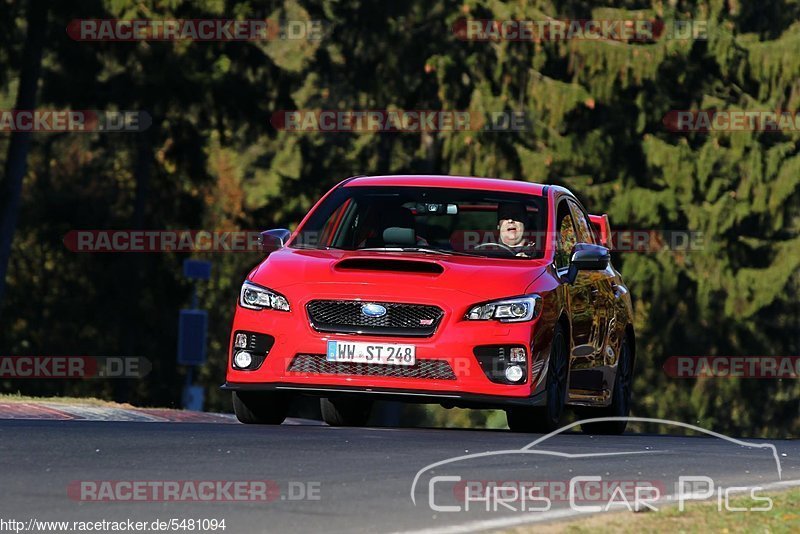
[179,259,211,410]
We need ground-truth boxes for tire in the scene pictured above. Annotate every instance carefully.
[506,324,569,433]
[320,397,373,427]
[580,335,634,435]
[232,391,290,425]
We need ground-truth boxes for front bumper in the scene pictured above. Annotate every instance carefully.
[225,293,551,400]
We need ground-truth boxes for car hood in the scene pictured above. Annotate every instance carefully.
[249,248,549,299]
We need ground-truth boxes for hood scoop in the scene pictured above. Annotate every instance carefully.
[335,257,444,275]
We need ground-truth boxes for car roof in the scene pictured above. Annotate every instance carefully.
[344,175,548,196]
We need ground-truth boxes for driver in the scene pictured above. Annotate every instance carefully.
[497,202,534,257]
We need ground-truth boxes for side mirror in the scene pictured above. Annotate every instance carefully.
[565,243,610,284]
[259,228,291,254]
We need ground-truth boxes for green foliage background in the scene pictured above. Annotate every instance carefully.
[1,0,798,437]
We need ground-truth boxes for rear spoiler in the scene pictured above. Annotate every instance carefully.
[588,214,611,250]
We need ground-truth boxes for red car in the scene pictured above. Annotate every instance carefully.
[223,175,635,434]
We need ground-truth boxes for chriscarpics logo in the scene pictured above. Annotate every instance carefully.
[410,417,789,523]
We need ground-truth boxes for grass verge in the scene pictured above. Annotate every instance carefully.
[511,488,800,533]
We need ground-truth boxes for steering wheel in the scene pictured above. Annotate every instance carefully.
[473,242,515,254]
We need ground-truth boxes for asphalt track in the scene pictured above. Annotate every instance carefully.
[1,417,799,533]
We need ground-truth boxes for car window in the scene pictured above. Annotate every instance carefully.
[555,200,577,269]
[291,186,548,260]
[319,198,353,247]
[568,200,595,245]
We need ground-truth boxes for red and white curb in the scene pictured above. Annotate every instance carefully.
[0,402,236,423]
[0,401,322,424]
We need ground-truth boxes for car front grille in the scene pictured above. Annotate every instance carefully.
[287,354,457,380]
[306,300,444,337]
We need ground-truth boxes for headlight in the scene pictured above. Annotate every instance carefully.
[466,294,541,323]
[239,281,290,311]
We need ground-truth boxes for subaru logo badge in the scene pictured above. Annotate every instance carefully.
[361,303,387,318]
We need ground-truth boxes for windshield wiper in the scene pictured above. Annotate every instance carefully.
[359,247,478,257]
[291,244,341,250]
[401,247,457,255]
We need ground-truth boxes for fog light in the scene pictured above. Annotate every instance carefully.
[234,351,253,369]
[509,347,526,362]
[234,333,248,349]
[505,365,524,382]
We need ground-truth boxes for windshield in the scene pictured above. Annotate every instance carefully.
[290,185,547,259]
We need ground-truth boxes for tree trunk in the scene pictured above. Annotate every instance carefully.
[0,0,48,318]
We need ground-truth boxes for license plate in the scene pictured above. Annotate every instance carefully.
[326,340,416,366]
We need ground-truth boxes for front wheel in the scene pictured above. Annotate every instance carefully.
[506,324,569,433]
[580,335,634,435]
[232,391,290,425]
[320,397,373,427]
